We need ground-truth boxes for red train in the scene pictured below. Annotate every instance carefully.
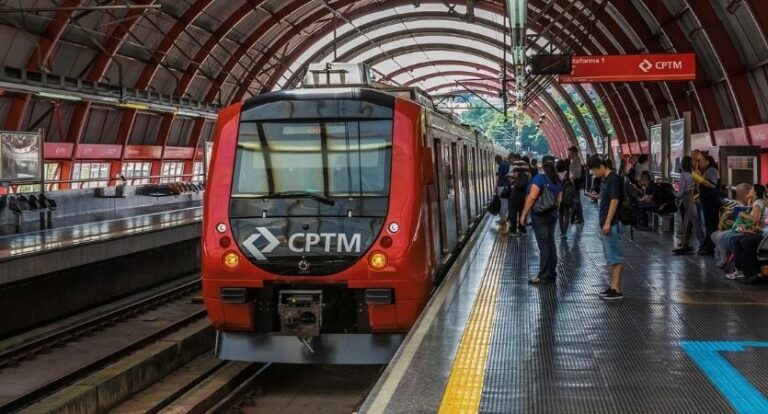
[202,80,503,363]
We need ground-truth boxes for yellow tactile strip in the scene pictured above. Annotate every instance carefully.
[438,232,507,414]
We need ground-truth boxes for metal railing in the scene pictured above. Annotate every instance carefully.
[6,173,204,193]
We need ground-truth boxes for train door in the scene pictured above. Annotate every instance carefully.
[451,142,467,240]
[422,119,445,270]
[478,149,484,209]
[462,145,473,226]
[471,147,479,218]
[435,138,457,255]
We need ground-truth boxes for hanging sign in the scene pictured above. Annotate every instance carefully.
[559,54,697,83]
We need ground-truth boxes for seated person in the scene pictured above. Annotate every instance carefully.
[636,171,663,228]
[711,183,751,268]
[726,184,767,280]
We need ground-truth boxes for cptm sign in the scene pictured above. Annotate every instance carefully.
[559,53,696,83]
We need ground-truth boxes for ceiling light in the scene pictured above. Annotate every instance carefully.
[37,91,81,101]
[117,101,150,110]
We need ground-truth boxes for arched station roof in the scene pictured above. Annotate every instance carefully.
[0,0,765,155]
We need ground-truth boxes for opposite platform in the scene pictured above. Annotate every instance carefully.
[362,202,768,414]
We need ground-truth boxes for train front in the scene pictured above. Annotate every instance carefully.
[202,88,428,364]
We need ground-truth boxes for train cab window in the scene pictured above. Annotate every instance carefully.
[232,120,392,198]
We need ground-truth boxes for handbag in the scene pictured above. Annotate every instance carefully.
[488,194,501,216]
[532,177,557,215]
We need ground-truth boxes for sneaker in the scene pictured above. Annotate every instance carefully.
[673,246,693,255]
[598,287,612,297]
[725,270,745,280]
[600,289,624,301]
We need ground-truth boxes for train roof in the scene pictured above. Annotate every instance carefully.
[244,86,495,148]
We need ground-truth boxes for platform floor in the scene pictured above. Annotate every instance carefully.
[362,200,768,414]
[0,202,201,261]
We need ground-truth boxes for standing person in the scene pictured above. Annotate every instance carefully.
[674,156,701,254]
[587,155,624,301]
[495,155,511,228]
[519,159,563,285]
[693,155,720,256]
[530,158,539,178]
[508,162,529,236]
[557,159,574,239]
[568,147,584,224]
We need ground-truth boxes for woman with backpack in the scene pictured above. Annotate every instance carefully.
[507,162,530,236]
[519,157,563,285]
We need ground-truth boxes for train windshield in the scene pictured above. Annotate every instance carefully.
[232,120,392,198]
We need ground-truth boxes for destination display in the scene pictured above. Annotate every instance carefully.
[559,53,697,83]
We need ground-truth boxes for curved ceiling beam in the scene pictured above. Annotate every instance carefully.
[135,0,216,90]
[329,28,597,153]
[86,0,153,82]
[551,85,596,154]
[256,2,632,147]
[384,60,500,81]
[362,43,574,141]
[686,0,758,133]
[424,79,579,152]
[574,84,610,148]
[65,0,152,149]
[404,72,502,88]
[425,81,504,95]
[7,0,86,131]
[282,11,510,86]
[175,1,263,97]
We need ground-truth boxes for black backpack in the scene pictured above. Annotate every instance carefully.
[562,180,577,208]
[619,176,639,226]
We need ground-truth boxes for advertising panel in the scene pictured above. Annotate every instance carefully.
[649,124,663,176]
[669,118,686,177]
[0,131,42,182]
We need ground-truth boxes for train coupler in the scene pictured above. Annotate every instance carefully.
[277,290,323,338]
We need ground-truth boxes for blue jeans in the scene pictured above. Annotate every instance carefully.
[600,224,624,266]
[712,230,738,263]
[532,214,558,280]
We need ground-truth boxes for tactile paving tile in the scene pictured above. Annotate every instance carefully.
[478,200,765,413]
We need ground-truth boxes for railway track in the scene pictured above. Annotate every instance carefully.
[0,275,206,412]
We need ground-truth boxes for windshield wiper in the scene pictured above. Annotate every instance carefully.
[268,191,336,206]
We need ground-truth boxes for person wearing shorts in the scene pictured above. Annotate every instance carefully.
[587,155,625,301]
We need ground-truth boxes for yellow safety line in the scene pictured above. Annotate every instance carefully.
[438,233,507,414]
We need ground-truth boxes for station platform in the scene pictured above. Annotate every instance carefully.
[362,203,768,414]
[0,201,201,262]
[0,201,203,336]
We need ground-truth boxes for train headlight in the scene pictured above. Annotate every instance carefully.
[388,222,400,233]
[368,251,388,270]
[222,251,240,270]
[216,222,227,234]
